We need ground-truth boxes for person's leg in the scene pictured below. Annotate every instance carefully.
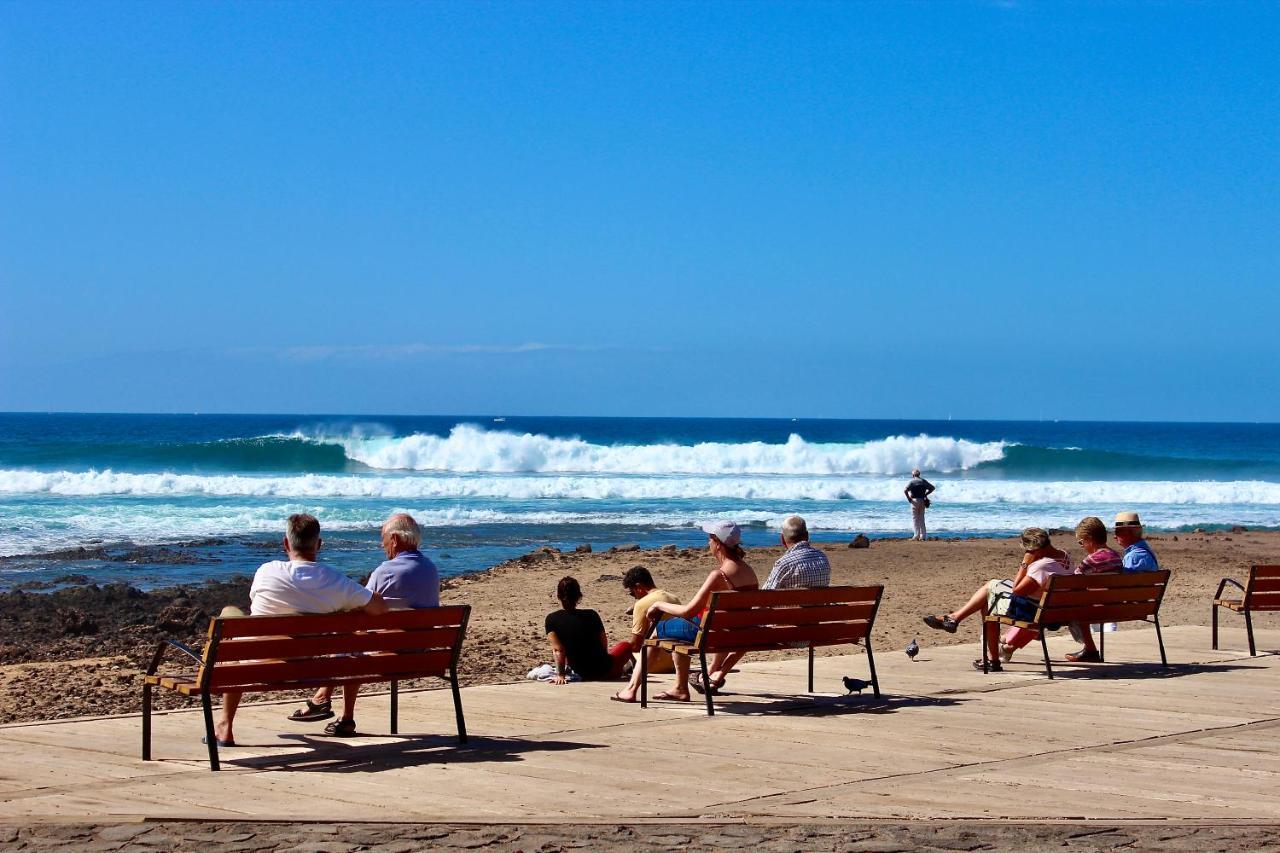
[216,691,241,743]
[707,651,741,685]
[607,641,633,678]
[312,685,334,705]
[340,683,359,722]
[912,501,926,540]
[661,652,691,701]
[613,645,657,701]
[950,581,994,623]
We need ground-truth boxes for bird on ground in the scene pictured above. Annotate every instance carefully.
[842,676,870,695]
[906,638,920,661]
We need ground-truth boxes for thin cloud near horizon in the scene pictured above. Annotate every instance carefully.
[233,342,619,363]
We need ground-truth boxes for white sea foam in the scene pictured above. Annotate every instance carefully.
[296,424,1008,475]
[3,468,1280,505]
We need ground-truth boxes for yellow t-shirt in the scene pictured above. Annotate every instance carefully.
[632,588,681,636]
[632,588,680,674]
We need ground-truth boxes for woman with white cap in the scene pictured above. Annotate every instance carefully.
[643,520,759,701]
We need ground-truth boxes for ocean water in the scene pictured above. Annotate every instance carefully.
[1,413,1277,589]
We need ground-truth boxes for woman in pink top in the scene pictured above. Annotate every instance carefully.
[923,527,1070,672]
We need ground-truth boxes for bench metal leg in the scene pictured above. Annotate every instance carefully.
[1154,616,1168,667]
[981,622,990,674]
[1212,603,1220,650]
[807,646,814,693]
[1245,610,1256,657]
[1040,630,1054,679]
[390,680,399,735]
[864,638,880,699]
[640,646,649,708]
[1099,621,1105,663]
[201,692,220,772]
[141,683,152,761]
[450,670,467,744]
[699,653,714,717]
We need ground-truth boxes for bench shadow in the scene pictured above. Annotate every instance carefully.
[691,691,968,717]
[218,733,604,773]
[1001,660,1262,680]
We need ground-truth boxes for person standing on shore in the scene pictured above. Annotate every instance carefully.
[904,469,936,540]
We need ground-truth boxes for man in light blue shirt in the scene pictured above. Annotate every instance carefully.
[1114,511,1160,573]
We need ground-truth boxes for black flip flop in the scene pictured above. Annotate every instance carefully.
[202,735,236,747]
[288,699,335,722]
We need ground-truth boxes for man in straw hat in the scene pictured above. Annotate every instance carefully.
[1113,511,1160,573]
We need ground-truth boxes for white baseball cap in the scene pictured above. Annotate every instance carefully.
[700,520,742,547]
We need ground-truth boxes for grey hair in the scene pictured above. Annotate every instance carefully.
[911,468,921,477]
[781,515,809,543]
[382,513,422,549]
[286,513,321,553]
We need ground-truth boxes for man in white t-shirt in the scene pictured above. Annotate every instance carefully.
[213,514,388,745]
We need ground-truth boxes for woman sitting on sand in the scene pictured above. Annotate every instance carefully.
[641,520,759,701]
[543,576,633,684]
[921,527,1071,672]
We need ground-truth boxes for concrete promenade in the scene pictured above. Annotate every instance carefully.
[1,625,1277,827]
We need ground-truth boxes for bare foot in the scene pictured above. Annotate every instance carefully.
[215,721,234,744]
[653,690,690,702]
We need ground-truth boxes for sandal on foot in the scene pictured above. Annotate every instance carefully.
[1066,648,1102,663]
[202,735,236,747]
[652,691,690,702]
[972,658,1003,673]
[609,691,637,703]
[288,699,335,722]
[923,614,958,634]
[691,672,725,695]
[324,718,357,737]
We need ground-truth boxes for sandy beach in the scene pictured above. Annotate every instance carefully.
[1,529,1273,725]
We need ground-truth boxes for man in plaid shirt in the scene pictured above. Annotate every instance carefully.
[694,515,830,695]
[762,515,831,589]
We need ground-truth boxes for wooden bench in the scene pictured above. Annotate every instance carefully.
[1213,565,1280,656]
[142,606,470,770]
[982,570,1171,678]
[640,585,883,715]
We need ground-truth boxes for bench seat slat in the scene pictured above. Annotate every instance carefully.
[206,650,454,689]
[711,586,881,609]
[215,628,461,662]
[706,603,876,629]
[216,607,468,639]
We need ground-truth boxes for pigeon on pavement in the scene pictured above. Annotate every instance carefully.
[842,676,870,695]
[906,638,920,661]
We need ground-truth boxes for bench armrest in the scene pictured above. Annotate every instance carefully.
[146,638,204,676]
[1214,577,1245,600]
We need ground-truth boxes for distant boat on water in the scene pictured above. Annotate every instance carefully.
[493,417,506,423]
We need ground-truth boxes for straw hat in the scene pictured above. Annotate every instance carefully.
[1114,511,1142,527]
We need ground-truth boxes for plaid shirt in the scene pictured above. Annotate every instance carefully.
[763,541,831,590]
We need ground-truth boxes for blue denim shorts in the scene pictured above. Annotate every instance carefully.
[654,616,700,642]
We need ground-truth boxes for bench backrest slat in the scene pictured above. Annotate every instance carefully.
[1037,571,1169,625]
[695,585,882,652]
[195,606,469,690]
[207,650,455,690]
[214,627,463,662]
[215,607,467,639]
[706,602,877,630]
[1246,566,1280,610]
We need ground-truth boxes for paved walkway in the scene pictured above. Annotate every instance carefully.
[1,625,1277,825]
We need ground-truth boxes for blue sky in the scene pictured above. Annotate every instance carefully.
[1,1,1277,421]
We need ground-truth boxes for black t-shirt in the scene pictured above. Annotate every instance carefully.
[544,608,612,679]
[906,477,935,501]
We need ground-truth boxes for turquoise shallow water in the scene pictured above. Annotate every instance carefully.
[1,413,1276,589]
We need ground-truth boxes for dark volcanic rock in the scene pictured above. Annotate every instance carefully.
[574,543,592,554]
[849,535,871,549]
[54,607,98,636]
[608,544,640,554]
